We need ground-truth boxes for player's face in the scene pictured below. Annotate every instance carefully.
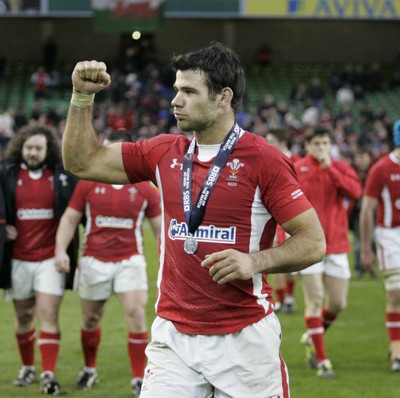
[171,69,220,133]
[306,135,331,160]
[22,134,48,170]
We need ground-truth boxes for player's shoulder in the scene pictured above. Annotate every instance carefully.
[124,134,190,157]
[240,131,285,159]
[138,133,189,147]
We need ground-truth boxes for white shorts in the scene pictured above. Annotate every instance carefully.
[383,270,400,292]
[140,315,290,398]
[77,254,148,300]
[375,226,400,272]
[299,253,351,279]
[9,258,65,300]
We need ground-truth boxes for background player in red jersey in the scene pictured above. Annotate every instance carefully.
[360,119,400,372]
[61,43,325,397]
[294,126,362,378]
[0,125,79,395]
[266,127,301,313]
[55,129,161,396]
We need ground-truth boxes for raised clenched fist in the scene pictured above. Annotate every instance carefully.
[72,60,111,95]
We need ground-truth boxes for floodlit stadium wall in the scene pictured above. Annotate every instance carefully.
[0,0,399,65]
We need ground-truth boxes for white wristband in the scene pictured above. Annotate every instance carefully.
[71,90,95,108]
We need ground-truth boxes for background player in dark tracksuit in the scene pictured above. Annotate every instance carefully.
[0,125,79,396]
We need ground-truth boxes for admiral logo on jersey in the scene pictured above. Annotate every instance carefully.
[17,208,54,220]
[168,219,236,244]
[95,215,134,229]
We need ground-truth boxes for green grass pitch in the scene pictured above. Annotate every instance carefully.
[0,228,398,397]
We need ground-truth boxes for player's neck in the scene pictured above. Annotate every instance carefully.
[194,117,236,145]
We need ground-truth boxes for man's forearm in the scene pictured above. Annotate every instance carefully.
[252,225,326,275]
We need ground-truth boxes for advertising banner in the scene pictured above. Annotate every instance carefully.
[245,0,400,20]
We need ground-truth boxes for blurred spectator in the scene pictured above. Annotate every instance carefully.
[348,147,374,278]
[290,83,308,108]
[340,64,356,87]
[41,38,58,73]
[14,106,28,131]
[336,84,354,106]
[256,43,273,70]
[30,66,52,100]
[307,77,325,110]
[367,62,384,91]
[301,106,319,127]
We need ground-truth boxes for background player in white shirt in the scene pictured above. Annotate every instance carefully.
[55,129,161,396]
[61,42,326,397]
[360,119,400,372]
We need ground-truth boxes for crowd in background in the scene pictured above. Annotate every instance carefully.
[0,38,399,171]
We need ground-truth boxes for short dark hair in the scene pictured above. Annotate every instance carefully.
[304,125,332,142]
[171,42,246,113]
[268,127,290,144]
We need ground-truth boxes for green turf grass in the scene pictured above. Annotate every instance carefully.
[0,228,398,397]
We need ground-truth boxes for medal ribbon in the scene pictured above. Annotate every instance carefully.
[182,123,242,234]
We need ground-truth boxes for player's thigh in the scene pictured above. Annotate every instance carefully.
[34,258,65,296]
[301,273,324,300]
[376,227,400,271]
[9,259,35,300]
[209,314,289,398]
[78,256,113,300]
[140,317,214,398]
[324,275,349,310]
[114,254,148,293]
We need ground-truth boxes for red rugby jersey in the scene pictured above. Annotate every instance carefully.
[121,132,312,334]
[68,181,161,262]
[364,152,400,228]
[14,166,58,261]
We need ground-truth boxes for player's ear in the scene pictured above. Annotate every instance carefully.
[220,87,233,107]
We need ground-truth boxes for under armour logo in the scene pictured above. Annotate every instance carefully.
[170,158,183,170]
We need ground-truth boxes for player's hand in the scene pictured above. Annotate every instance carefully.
[360,247,376,272]
[54,251,71,273]
[201,249,257,284]
[317,152,332,168]
[5,225,17,241]
[72,60,111,95]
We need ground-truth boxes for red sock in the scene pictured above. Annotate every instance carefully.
[16,329,36,366]
[38,331,60,374]
[128,332,148,378]
[275,288,285,304]
[285,279,296,296]
[386,312,400,342]
[322,308,337,331]
[81,328,101,368]
[305,316,327,364]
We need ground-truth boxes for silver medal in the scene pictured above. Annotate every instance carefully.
[184,237,198,254]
